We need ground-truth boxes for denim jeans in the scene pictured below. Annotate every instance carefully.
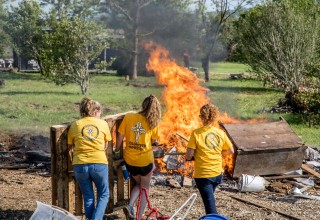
[195,174,223,214]
[73,164,109,220]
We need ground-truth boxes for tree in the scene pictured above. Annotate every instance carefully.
[6,0,110,94]
[197,0,257,82]
[234,0,320,107]
[0,0,9,57]
[101,0,192,79]
[43,16,109,95]
[5,0,46,71]
[40,0,101,19]
[103,0,156,80]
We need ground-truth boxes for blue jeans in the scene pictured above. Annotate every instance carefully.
[73,164,109,220]
[195,174,223,214]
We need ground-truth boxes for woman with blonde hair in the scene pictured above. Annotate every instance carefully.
[68,97,112,220]
[115,94,162,220]
[186,104,234,215]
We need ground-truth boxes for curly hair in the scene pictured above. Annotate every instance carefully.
[199,104,219,126]
[139,95,162,129]
[79,97,102,118]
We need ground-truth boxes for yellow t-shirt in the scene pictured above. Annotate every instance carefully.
[67,117,112,165]
[118,113,159,167]
[187,125,232,178]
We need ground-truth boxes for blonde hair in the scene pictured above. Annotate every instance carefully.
[199,104,219,126]
[79,97,102,118]
[139,95,162,129]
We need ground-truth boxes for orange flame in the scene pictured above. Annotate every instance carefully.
[144,42,261,176]
[145,42,210,176]
[145,42,209,139]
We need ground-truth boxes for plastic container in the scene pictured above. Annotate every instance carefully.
[198,214,230,220]
[29,201,78,220]
[121,162,130,180]
[238,174,266,192]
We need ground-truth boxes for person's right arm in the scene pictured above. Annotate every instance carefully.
[186,131,196,161]
[186,148,195,161]
[68,144,74,163]
[67,124,75,163]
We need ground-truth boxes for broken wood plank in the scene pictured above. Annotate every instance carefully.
[264,174,311,180]
[301,164,320,179]
[292,194,320,201]
[166,152,186,156]
[229,195,304,220]
[176,132,190,142]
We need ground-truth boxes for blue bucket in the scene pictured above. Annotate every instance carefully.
[198,214,230,220]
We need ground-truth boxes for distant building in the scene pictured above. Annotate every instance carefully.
[0,47,14,68]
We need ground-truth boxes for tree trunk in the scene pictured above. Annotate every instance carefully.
[131,0,140,80]
[80,76,89,95]
[132,32,138,80]
[37,58,45,76]
[80,62,89,95]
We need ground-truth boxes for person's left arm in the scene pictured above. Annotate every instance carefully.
[222,147,234,155]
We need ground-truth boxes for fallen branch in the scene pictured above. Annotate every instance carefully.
[0,164,30,170]
[229,195,304,220]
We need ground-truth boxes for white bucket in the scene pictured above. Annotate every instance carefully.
[29,201,78,220]
[238,174,266,192]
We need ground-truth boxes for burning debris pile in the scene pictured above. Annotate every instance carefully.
[144,42,237,177]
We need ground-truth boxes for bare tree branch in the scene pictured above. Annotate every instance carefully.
[109,0,133,22]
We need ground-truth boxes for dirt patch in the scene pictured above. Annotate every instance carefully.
[1,170,320,220]
[0,134,320,220]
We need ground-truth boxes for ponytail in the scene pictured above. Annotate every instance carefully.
[139,95,161,129]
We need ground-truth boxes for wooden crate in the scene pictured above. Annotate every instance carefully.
[220,118,307,178]
[50,112,132,216]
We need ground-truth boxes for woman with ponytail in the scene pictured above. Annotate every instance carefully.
[68,98,112,220]
[186,104,234,215]
[115,95,162,220]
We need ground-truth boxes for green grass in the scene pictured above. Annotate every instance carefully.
[0,63,319,148]
[192,61,251,74]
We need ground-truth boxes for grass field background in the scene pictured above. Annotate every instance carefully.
[0,62,319,147]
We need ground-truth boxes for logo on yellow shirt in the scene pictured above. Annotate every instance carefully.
[205,132,221,149]
[81,124,99,141]
[131,122,146,143]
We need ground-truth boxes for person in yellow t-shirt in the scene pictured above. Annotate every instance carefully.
[68,97,112,220]
[115,95,161,220]
[186,104,234,215]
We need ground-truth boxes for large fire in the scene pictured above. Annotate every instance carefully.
[144,42,239,176]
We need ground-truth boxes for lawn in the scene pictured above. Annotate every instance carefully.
[0,63,319,148]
